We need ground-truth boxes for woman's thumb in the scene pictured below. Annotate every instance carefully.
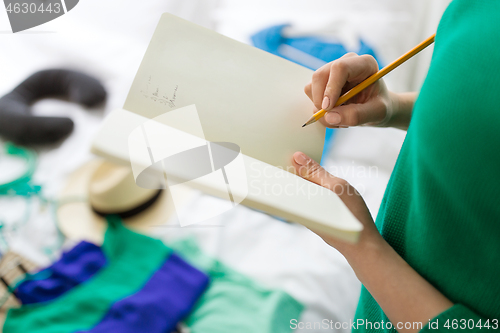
[292,152,350,197]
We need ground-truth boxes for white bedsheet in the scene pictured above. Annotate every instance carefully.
[0,1,449,331]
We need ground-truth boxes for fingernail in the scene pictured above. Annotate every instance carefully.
[322,96,330,110]
[294,152,310,166]
[325,112,341,125]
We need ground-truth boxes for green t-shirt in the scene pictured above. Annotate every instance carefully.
[355,0,500,331]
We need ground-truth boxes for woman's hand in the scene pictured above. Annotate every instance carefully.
[292,151,453,332]
[291,151,385,260]
[304,53,415,130]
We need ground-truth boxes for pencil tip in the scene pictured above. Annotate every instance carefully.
[301,123,306,128]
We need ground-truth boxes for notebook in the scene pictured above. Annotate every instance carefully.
[91,13,362,242]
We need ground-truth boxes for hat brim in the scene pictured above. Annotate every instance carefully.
[57,159,196,244]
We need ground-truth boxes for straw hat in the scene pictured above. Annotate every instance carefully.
[56,159,195,244]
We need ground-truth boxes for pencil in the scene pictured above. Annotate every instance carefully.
[302,33,436,128]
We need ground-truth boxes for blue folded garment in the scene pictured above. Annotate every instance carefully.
[251,24,381,70]
[16,241,107,304]
[76,253,209,333]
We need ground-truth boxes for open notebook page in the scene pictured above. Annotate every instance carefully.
[123,13,325,169]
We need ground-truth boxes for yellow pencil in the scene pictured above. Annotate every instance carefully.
[302,33,436,128]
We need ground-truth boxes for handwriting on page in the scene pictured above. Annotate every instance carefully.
[140,76,178,108]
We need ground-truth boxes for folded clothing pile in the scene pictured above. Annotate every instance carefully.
[8,216,303,333]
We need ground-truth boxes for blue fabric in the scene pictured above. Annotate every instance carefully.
[78,253,209,333]
[16,241,107,304]
[251,24,381,70]
[251,24,381,162]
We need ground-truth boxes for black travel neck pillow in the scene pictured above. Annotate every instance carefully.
[0,69,107,145]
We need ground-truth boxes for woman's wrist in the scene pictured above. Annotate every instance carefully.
[336,230,390,276]
[345,236,394,283]
[384,92,417,130]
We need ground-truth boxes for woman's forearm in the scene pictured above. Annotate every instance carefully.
[291,151,452,332]
[344,238,453,332]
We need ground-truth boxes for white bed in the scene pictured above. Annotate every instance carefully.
[0,1,450,331]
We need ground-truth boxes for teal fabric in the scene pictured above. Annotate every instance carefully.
[354,0,500,331]
[170,238,304,333]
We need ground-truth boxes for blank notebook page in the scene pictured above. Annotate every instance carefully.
[123,13,325,169]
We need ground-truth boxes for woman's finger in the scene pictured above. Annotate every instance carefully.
[310,63,331,110]
[292,151,353,200]
[323,54,379,112]
[291,152,373,228]
[322,97,387,127]
[304,82,313,100]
